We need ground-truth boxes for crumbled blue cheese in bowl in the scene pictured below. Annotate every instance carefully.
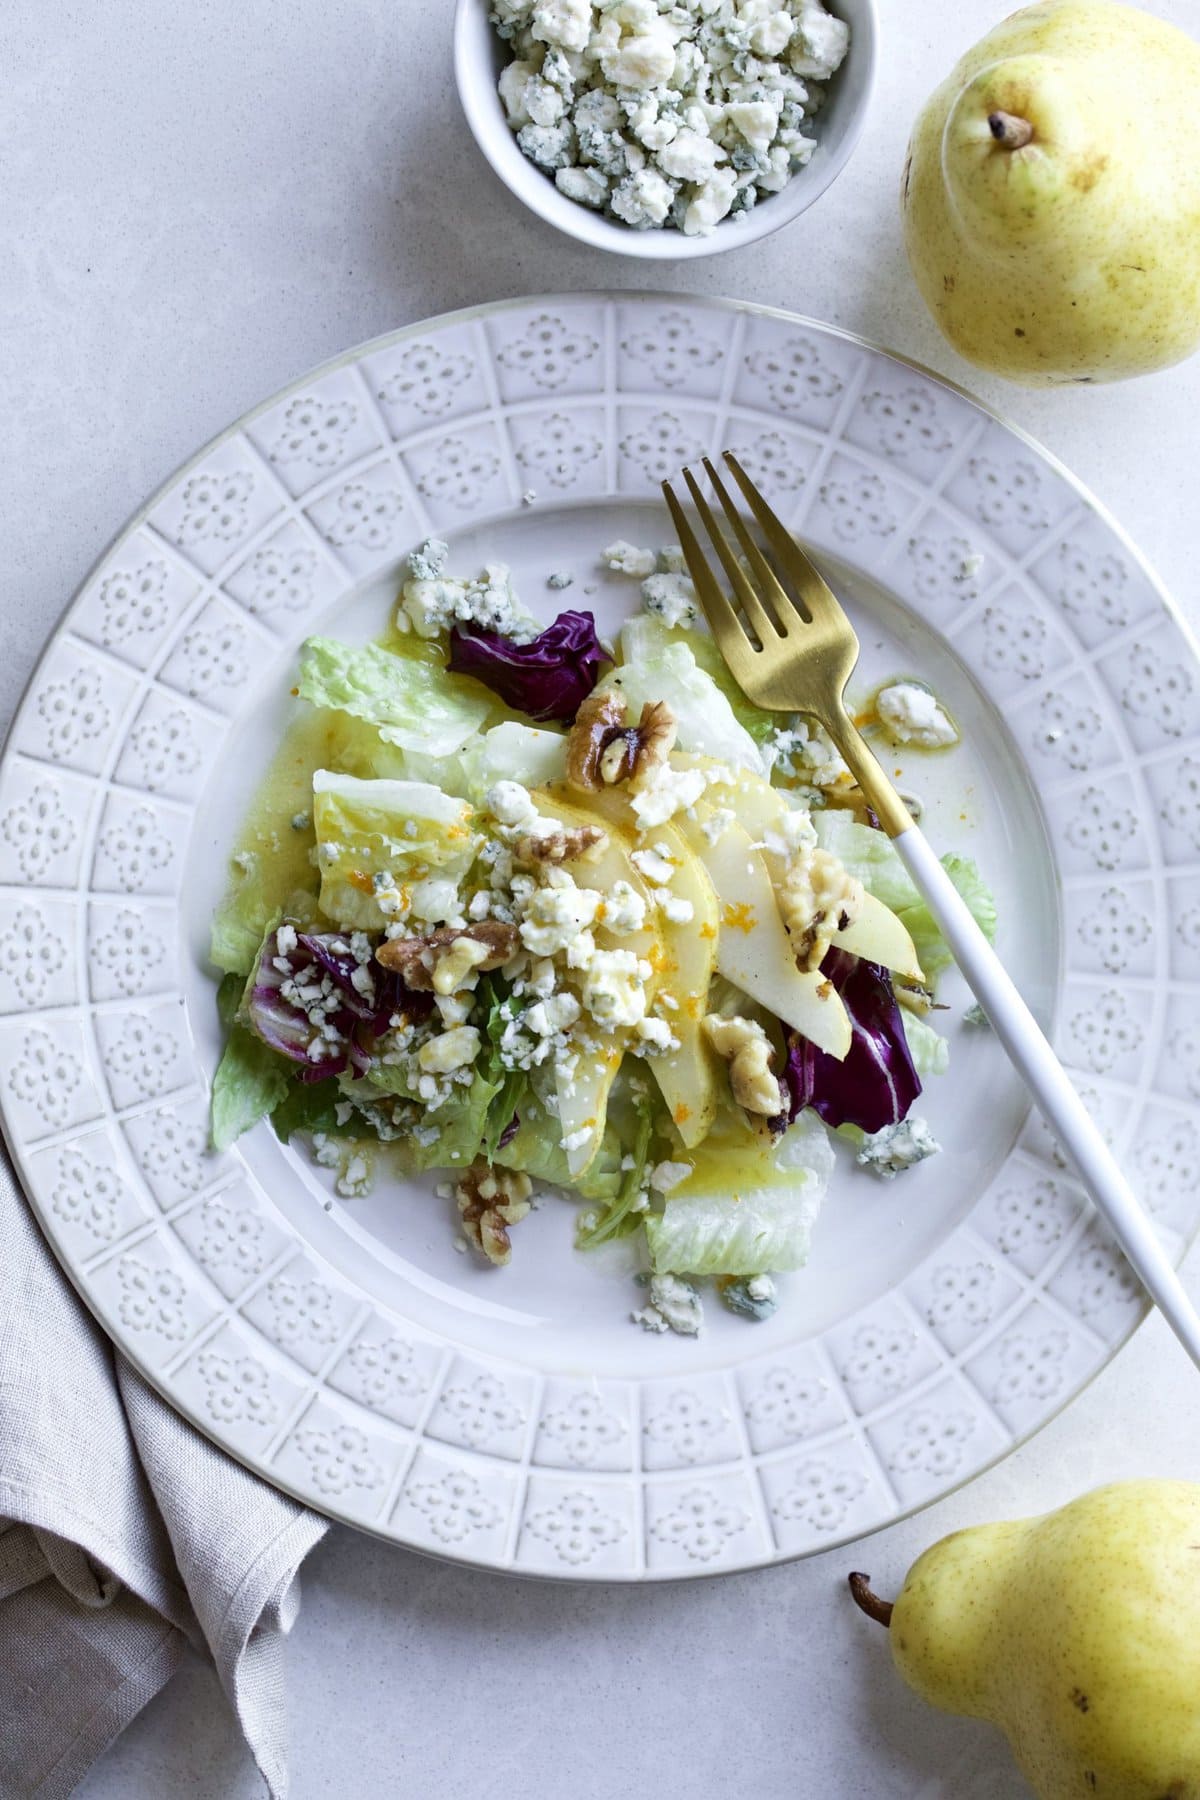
[489,0,851,238]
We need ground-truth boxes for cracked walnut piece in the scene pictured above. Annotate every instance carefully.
[779,848,863,973]
[513,823,608,866]
[566,690,677,791]
[455,1161,533,1266]
[376,921,519,990]
[703,1014,785,1117]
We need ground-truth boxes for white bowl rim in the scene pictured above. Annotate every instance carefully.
[452,0,879,260]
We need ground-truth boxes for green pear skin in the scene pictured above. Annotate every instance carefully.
[902,1,1200,385]
[887,1482,1200,1799]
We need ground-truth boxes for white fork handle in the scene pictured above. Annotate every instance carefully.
[894,824,1200,1371]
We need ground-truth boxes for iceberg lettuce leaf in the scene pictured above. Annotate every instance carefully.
[645,1110,833,1275]
[900,1010,950,1078]
[603,629,766,773]
[619,614,777,745]
[299,636,490,757]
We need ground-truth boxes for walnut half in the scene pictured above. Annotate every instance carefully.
[376,921,519,990]
[778,848,864,973]
[566,689,678,792]
[703,1014,785,1117]
[455,1160,533,1266]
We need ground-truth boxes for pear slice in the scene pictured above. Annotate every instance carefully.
[527,789,662,980]
[683,758,925,982]
[529,790,663,1176]
[555,1035,625,1180]
[637,820,722,1150]
[673,816,852,1059]
[539,787,721,1148]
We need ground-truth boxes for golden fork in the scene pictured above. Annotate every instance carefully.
[664,451,1200,1372]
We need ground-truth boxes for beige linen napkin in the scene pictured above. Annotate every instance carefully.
[0,1151,327,1799]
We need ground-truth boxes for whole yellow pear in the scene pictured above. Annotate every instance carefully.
[902,1,1200,384]
[851,1481,1200,1799]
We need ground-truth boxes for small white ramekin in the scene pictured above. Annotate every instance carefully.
[453,0,878,261]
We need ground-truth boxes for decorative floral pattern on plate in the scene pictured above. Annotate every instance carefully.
[647,1482,755,1567]
[522,1488,627,1567]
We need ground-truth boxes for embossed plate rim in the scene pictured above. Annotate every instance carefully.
[1,291,1197,1580]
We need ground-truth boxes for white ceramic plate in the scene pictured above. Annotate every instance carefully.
[4,294,1198,1580]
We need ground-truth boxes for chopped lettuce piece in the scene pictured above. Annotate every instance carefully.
[602,630,766,774]
[645,1110,833,1275]
[620,614,777,745]
[403,1070,502,1173]
[210,879,264,977]
[312,770,479,930]
[813,813,996,978]
[211,975,290,1150]
[576,1091,655,1248]
[299,636,490,757]
[901,1011,950,1078]
[479,975,528,1161]
[497,1077,621,1201]
[211,888,279,979]
[270,1078,352,1145]
[463,720,568,799]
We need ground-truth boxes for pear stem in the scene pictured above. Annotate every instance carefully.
[988,111,1034,150]
[848,1572,894,1628]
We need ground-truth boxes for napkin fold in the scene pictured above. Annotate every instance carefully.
[0,1152,327,1799]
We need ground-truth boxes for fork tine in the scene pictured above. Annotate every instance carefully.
[661,479,750,669]
[723,452,839,623]
[681,466,780,646]
[701,457,801,631]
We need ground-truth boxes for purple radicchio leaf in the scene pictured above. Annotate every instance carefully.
[498,1112,520,1150]
[248,927,415,1083]
[776,948,921,1136]
[446,610,608,723]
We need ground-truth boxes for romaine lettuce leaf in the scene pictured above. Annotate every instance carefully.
[270,1078,352,1145]
[645,1110,833,1275]
[576,1092,656,1248]
[403,1070,502,1173]
[462,720,568,799]
[211,973,291,1150]
[299,636,490,757]
[477,975,528,1161]
[900,855,997,977]
[497,1078,621,1201]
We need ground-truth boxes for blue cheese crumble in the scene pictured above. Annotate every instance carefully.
[605,542,699,627]
[875,681,959,750]
[856,1116,941,1179]
[491,0,851,237]
[633,1271,704,1335]
[398,539,537,641]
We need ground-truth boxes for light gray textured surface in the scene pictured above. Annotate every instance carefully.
[3,0,1198,1794]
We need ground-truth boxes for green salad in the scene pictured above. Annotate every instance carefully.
[210,537,995,1335]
